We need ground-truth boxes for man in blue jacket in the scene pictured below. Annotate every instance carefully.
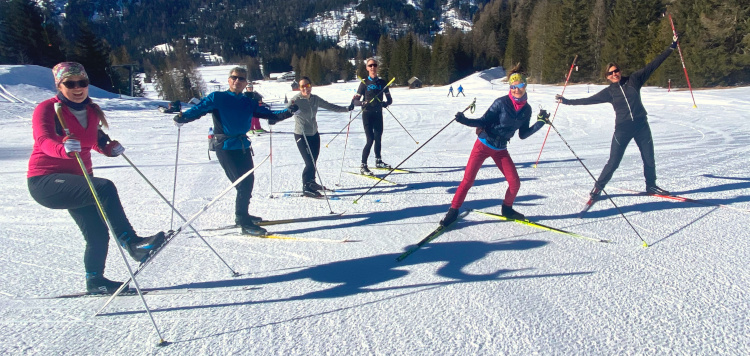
[557,35,678,200]
[174,67,297,236]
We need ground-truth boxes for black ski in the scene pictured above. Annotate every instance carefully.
[396,211,470,261]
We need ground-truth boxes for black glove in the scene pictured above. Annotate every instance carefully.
[347,102,355,111]
[455,111,468,124]
[537,109,551,125]
[268,118,280,125]
[287,104,299,113]
[381,101,389,109]
[555,94,568,104]
[173,113,185,127]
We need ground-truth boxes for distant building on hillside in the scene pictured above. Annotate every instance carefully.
[269,71,296,82]
[408,77,422,89]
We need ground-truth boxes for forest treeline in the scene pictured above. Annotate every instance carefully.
[0,0,747,100]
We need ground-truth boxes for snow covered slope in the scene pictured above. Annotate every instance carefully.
[0,64,748,354]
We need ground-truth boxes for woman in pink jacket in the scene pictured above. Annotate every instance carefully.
[27,62,165,295]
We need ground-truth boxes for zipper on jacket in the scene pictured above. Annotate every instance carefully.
[618,84,635,121]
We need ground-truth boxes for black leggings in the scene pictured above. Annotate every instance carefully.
[361,110,384,163]
[28,174,136,274]
[596,122,657,188]
[295,133,320,186]
[215,148,255,219]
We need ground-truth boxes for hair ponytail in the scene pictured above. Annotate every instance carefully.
[89,103,108,129]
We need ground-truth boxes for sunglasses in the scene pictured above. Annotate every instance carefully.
[509,82,527,90]
[229,75,247,82]
[606,68,621,76]
[301,84,312,88]
[367,63,378,68]
[61,79,89,89]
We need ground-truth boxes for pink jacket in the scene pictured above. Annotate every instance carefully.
[27,96,104,178]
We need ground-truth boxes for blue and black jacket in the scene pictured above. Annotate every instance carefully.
[177,90,292,150]
[456,95,544,150]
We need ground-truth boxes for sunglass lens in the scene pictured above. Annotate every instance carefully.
[62,80,89,89]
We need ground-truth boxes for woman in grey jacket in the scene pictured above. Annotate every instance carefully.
[288,76,351,197]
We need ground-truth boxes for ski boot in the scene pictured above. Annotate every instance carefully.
[307,181,329,192]
[120,231,166,263]
[303,183,323,198]
[86,272,126,295]
[236,214,263,225]
[440,208,459,227]
[646,185,670,196]
[239,222,267,237]
[375,158,392,169]
[501,204,525,220]
[360,163,374,176]
[590,185,603,201]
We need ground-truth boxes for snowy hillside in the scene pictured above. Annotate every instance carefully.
[1,64,748,354]
[301,1,474,48]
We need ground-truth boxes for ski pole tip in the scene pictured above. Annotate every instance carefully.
[156,339,171,347]
[353,200,359,204]
[642,242,649,248]
[692,105,697,108]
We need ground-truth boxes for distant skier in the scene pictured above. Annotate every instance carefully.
[27,62,166,294]
[457,84,465,97]
[556,34,678,200]
[174,67,297,236]
[440,64,551,226]
[288,76,351,198]
[447,85,454,97]
[351,57,393,176]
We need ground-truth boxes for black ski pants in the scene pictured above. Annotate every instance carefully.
[294,132,320,187]
[361,110,384,164]
[28,173,135,274]
[215,148,255,219]
[596,122,657,189]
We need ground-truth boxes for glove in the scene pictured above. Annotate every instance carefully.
[537,110,551,125]
[103,140,125,157]
[287,104,299,113]
[381,101,389,109]
[555,94,566,103]
[454,111,467,124]
[173,114,184,127]
[670,33,678,49]
[63,136,81,157]
[347,102,355,111]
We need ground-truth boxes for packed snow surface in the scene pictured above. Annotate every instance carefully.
[0,64,748,354]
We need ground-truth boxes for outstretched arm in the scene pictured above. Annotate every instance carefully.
[629,43,675,88]
[558,87,612,106]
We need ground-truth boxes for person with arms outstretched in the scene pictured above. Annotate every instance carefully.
[440,64,551,226]
[556,35,678,200]
[174,67,297,236]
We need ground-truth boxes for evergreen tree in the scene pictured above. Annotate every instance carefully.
[71,23,120,92]
[0,0,64,66]
[602,0,664,76]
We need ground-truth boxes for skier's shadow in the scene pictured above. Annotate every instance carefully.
[103,238,592,319]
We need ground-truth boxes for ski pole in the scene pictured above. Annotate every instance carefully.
[120,153,239,276]
[95,155,270,316]
[534,55,578,168]
[53,103,167,345]
[353,98,476,204]
[269,124,274,198]
[384,106,419,145]
[170,125,181,230]
[668,13,697,108]
[326,77,396,148]
[545,120,648,247]
[336,113,352,187]
[300,135,335,214]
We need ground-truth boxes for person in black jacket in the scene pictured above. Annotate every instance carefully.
[350,57,393,175]
[440,64,550,226]
[556,35,678,199]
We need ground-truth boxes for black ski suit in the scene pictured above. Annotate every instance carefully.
[560,44,675,189]
[354,76,392,164]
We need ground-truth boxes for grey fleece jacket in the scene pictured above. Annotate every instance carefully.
[287,93,349,135]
